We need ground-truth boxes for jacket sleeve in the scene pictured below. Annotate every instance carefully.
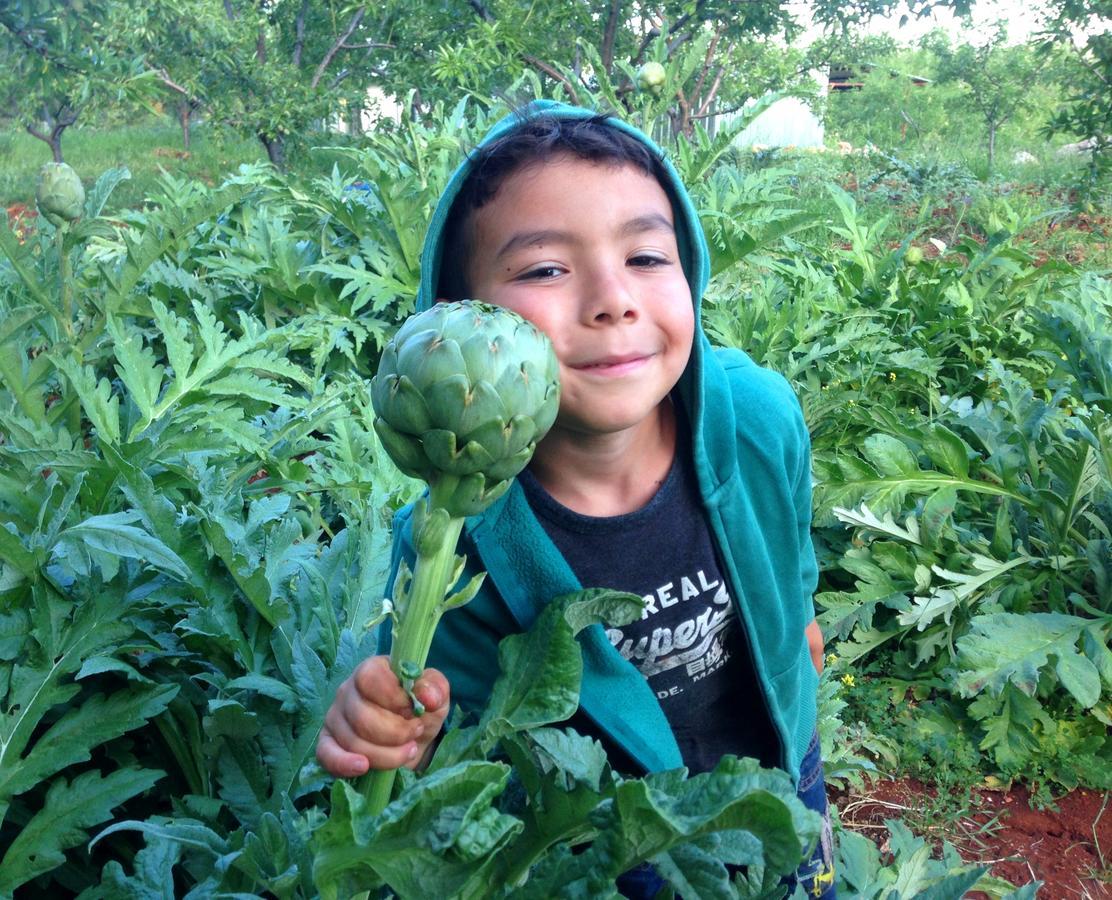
[791,400,819,621]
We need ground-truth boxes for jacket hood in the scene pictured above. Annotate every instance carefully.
[416,98,713,420]
[417,99,710,311]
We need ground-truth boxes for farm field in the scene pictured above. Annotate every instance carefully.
[2,0,1111,895]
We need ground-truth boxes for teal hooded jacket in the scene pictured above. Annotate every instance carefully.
[383,100,820,783]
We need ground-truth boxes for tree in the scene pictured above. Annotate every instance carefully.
[1041,0,1112,180]
[0,0,149,161]
[354,0,980,133]
[182,1,400,168]
[925,26,1046,173]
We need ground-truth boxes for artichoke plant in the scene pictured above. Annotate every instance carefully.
[35,162,85,227]
[363,300,559,813]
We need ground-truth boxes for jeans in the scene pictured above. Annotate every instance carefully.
[787,730,836,899]
[616,733,836,899]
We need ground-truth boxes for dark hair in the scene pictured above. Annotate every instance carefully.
[438,113,671,300]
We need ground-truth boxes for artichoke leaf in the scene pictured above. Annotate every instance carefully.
[374,374,434,434]
[459,331,508,383]
[456,380,509,440]
[398,337,469,405]
[483,446,536,482]
[373,419,431,480]
[423,431,496,476]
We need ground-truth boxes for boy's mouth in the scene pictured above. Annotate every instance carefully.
[570,353,653,375]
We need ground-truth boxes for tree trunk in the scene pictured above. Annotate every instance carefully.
[987,122,996,174]
[600,0,623,73]
[347,101,363,136]
[36,130,65,162]
[178,101,193,150]
[259,132,286,169]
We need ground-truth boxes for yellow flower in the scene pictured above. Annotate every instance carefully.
[888,372,897,382]
[825,653,838,666]
[840,674,855,687]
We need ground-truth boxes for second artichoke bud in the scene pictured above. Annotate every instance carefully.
[36,162,85,227]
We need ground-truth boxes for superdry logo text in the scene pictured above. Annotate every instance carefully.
[605,569,738,694]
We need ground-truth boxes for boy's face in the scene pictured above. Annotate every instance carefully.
[463,154,694,440]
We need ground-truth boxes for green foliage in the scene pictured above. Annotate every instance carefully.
[719,186,1112,787]
[833,817,1039,898]
[0,156,419,895]
[0,121,263,208]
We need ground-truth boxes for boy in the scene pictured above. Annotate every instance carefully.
[317,100,834,898]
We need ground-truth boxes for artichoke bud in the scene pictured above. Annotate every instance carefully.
[397,659,425,715]
[36,162,85,227]
[414,505,452,556]
[636,61,667,96]
[371,300,560,515]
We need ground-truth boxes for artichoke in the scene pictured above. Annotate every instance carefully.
[362,301,559,814]
[35,162,85,227]
[372,300,560,517]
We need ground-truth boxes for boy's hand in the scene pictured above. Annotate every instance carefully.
[805,618,824,675]
[316,655,450,778]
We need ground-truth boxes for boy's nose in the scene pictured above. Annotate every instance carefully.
[583,270,639,325]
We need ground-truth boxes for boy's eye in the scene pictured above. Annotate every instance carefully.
[629,253,668,268]
[519,265,564,280]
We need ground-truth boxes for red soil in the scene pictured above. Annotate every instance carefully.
[835,778,1111,899]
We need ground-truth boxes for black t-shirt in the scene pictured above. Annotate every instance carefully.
[518,444,778,775]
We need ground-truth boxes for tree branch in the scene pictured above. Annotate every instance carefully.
[339,40,394,50]
[696,66,725,118]
[311,6,365,89]
[26,121,51,143]
[522,54,581,105]
[690,25,723,105]
[635,0,707,62]
[153,67,195,99]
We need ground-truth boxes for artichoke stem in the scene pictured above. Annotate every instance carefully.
[56,225,81,436]
[361,477,466,816]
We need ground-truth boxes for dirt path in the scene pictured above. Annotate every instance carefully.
[835,778,1111,898]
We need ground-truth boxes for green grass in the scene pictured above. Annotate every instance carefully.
[0,120,265,208]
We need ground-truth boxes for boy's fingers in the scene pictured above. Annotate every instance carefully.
[340,689,425,745]
[352,658,451,718]
[352,656,422,715]
[316,727,371,778]
[413,668,450,714]
[319,717,421,772]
